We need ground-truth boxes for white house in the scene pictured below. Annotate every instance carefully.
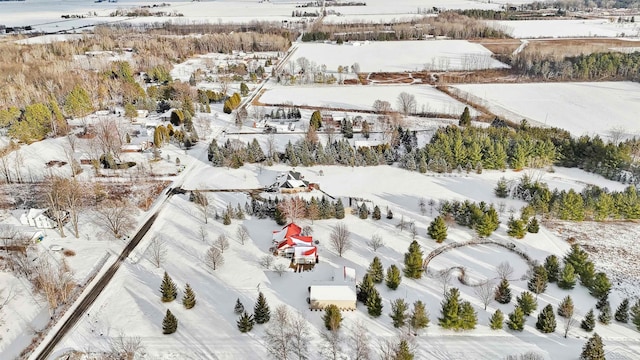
[19,209,55,229]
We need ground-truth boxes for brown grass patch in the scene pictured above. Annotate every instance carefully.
[471,38,523,55]
[526,38,640,57]
[63,249,76,257]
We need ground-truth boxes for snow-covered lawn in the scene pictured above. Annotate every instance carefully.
[259,85,479,116]
[452,81,640,139]
[488,19,640,39]
[293,41,509,72]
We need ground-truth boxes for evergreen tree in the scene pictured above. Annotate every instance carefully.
[527,217,540,233]
[439,288,462,330]
[368,257,384,283]
[580,261,596,288]
[403,240,424,279]
[223,210,232,225]
[536,304,557,333]
[558,189,585,221]
[557,295,575,318]
[595,295,609,311]
[358,203,369,219]
[372,205,381,220]
[527,265,548,296]
[182,283,196,309]
[459,301,477,330]
[323,304,343,331]
[390,298,409,328]
[410,300,430,331]
[459,106,471,127]
[427,216,448,243]
[615,298,629,323]
[589,272,611,299]
[387,208,394,219]
[310,110,322,130]
[385,264,402,290]
[335,199,345,219]
[234,298,245,314]
[254,292,271,324]
[630,299,640,331]
[475,209,499,238]
[395,339,414,360]
[274,207,286,226]
[581,309,596,332]
[507,306,526,331]
[544,255,560,283]
[580,333,605,360]
[558,263,577,290]
[366,287,383,317]
[64,85,94,118]
[160,272,178,303]
[489,309,504,330]
[495,177,509,198]
[237,311,255,333]
[162,309,178,334]
[564,243,589,277]
[240,82,249,96]
[598,302,612,325]
[357,273,376,303]
[494,278,512,304]
[516,291,538,316]
[507,216,526,239]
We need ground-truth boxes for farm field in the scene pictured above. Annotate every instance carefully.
[452,81,640,139]
[293,41,509,72]
[488,19,640,38]
[258,84,480,116]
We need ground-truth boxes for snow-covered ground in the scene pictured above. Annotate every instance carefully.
[321,13,431,24]
[488,19,640,38]
[453,81,640,139]
[258,85,480,116]
[293,41,509,72]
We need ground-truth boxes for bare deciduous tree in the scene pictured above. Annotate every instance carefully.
[562,307,577,339]
[148,236,167,268]
[396,92,417,115]
[373,99,392,114]
[93,198,136,239]
[108,332,145,360]
[198,226,208,243]
[367,234,384,252]
[273,262,289,277]
[348,320,371,360]
[474,280,495,310]
[192,190,210,224]
[496,261,514,281]
[216,233,230,253]
[265,305,293,360]
[437,268,452,295]
[62,178,86,238]
[260,255,275,269]
[330,223,351,257]
[289,311,311,360]
[320,329,343,360]
[94,116,126,162]
[44,176,68,237]
[205,246,224,270]
[32,258,75,315]
[0,225,19,253]
[277,197,307,224]
[236,225,249,245]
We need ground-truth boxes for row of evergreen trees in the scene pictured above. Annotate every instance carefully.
[436,200,500,238]
[235,292,271,332]
[159,272,197,335]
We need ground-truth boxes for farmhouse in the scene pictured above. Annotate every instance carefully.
[272,223,318,265]
[279,171,310,193]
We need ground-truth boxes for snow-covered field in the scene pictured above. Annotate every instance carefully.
[488,19,640,38]
[293,41,509,72]
[259,85,479,116]
[453,81,640,139]
[321,13,430,24]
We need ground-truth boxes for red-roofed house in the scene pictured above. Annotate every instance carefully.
[271,223,318,265]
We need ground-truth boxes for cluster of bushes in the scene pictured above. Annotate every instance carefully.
[197,89,226,104]
[437,200,500,237]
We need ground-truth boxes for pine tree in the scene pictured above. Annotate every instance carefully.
[386,208,394,219]
[489,309,504,330]
[223,210,232,225]
[357,273,376,303]
[544,255,560,283]
[335,199,345,219]
[527,217,540,233]
[581,309,596,332]
[459,301,477,330]
[410,300,430,331]
[630,299,640,331]
[372,205,381,220]
[527,265,548,296]
[237,311,255,333]
[366,287,383,317]
[323,304,343,331]
[615,298,629,323]
[516,291,538,316]
[564,244,589,278]
[494,278,512,304]
[274,207,286,225]
[439,288,462,330]
[160,272,178,302]
[598,302,612,325]
[403,240,424,279]
[368,257,384,283]
[589,272,611,299]
[310,110,323,130]
[162,309,178,334]
[182,283,196,309]
[234,298,245,314]
[580,261,596,288]
[507,216,526,239]
[390,298,409,328]
[494,177,509,198]
[254,292,271,324]
[558,296,575,318]
[358,203,369,219]
[536,304,556,333]
[558,263,577,289]
[385,265,402,290]
[580,333,605,360]
[595,295,609,311]
[459,106,471,127]
[507,306,526,331]
[427,216,448,243]
[395,339,414,360]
